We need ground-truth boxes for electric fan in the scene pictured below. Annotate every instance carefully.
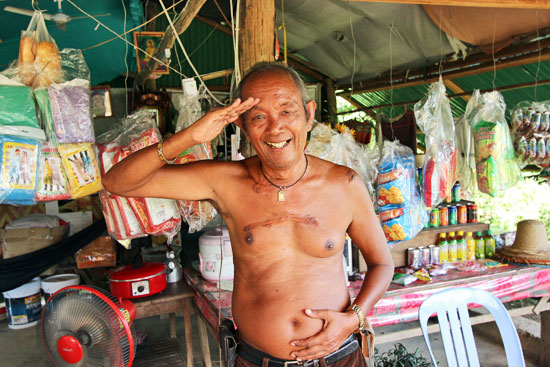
[41,285,137,367]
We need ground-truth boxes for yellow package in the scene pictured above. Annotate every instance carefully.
[58,143,102,198]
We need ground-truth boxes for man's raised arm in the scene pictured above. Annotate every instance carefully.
[102,97,258,200]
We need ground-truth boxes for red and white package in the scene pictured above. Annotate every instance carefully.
[36,146,71,201]
[129,127,161,153]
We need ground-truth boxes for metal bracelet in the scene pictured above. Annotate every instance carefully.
[157,141,178,164]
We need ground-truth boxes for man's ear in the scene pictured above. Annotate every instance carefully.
[305,100,316,132]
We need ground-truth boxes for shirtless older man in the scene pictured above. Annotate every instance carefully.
[103,62,393,367]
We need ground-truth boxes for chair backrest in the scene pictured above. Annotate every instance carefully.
[418,287,525,367]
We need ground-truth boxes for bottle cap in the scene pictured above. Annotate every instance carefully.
[458,231,464,235]
[449,232,455,236]
[467,232,472,236]
[487,229,492,235]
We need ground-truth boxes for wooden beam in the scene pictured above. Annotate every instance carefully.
[136,0,207,85]
[347,0,550,9]
[444,79,471,102]
[339,37,550,95]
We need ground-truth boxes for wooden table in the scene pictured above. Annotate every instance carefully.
[132,280,196,367]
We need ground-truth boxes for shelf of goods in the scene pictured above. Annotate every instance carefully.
[390,222,490,267]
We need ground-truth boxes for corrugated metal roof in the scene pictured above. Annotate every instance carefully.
[349,60,550,119]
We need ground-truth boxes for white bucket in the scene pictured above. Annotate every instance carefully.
[3,277,42,329]
[199,226,234,282]
[41,273,80,301]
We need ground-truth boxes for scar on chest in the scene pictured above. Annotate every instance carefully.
[346,170,356,182]
[242,214,319,244]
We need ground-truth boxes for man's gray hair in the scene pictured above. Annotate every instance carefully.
[235,62,311,113]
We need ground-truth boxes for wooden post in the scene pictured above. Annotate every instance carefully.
[237,0,275,156]
[541,310,550,366]
[238,0,276,76]
[325,78,337,123]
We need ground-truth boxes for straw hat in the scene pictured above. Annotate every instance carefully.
[497,220,550,265]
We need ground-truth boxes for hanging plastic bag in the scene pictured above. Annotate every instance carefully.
[471,91,521,196]
[173,85,217,232]
[305,122,379,199]
[455,90,482,199]
[0,135,41,205]
[35,144,71,201]
[58,143,102,198]
[0,76,45,141]
[510,101,550,168]
[376,140,427,245]
[33,12,62,88]
[48,79,94,143]
[17,12,39,86]
[414,78,458,209]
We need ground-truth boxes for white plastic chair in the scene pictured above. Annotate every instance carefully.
[418,287,525,367]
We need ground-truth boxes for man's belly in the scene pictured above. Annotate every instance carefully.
[231,271,350,359]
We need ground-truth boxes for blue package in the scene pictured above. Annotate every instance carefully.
[0,135,41,205]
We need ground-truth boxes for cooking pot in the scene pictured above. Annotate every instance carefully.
[109,262,167,299]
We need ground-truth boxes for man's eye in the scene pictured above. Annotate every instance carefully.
[253,114,265,120]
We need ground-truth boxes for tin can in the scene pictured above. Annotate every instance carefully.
[457,205,467,224]
[421,247,430,267]
[467,204,478,223]
[429,245,440,265]
[429,208,440,228]
[417,246,425,267]
[452,182,461,202]
[408,247,421,269]
[439,206,449,227]
[448,205,457,225]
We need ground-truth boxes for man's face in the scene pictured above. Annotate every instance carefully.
[238,71,316,169]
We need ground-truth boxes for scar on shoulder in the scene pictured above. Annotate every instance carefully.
[346,170,356,183]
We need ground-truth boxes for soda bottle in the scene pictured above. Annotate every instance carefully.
[484,230,496,259]
[456,230,466,261]
[475,231,485,259]
[438,233,448,263]
[448,232,457,262]
[465,231,475,260]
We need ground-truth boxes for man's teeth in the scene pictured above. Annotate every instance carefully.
[267,141,288,148]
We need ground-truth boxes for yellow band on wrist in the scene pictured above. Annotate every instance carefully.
[157,141,178,165]
[351,304,365,334]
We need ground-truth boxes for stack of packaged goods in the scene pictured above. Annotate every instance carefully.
[511,102,550,168]
[0,12,101,205]
[427,182,478,228]
[97,109,181,244]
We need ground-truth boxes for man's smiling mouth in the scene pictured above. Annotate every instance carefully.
[266,139,291,148]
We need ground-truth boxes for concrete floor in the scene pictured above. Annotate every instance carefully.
[0,309,538,367]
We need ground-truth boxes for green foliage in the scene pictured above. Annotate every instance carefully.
[473,177,550,240]
[374,343,432,367]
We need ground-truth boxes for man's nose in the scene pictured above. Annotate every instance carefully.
[265,114,284,133]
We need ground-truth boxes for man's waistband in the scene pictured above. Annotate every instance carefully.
[236,333,359,367]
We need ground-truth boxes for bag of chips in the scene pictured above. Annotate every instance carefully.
[0,135,41,205]
[377,140,427,244]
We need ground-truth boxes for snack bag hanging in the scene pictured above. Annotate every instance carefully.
[36,144,70,201]
[0,135,41,205]
[58,143,102,198]
[376,140,427,244]
[48,79,95,143]
[414,78,458,209]
[471,91,521,196]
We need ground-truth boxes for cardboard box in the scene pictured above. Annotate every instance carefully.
[1,225,69,258]
[75,236,116,269]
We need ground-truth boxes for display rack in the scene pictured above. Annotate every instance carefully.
[390,222,490,267]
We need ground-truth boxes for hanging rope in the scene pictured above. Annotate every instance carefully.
[534,9,542,101]
[491,9,498,91]
[121,0,129,116]
[278,0,288,64]
[348,0,357,97]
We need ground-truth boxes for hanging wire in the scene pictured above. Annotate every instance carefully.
[80,0,186,52]
[534,9,542,101]
[213,0,231,26]
[158,0,224,105]
[348,1,357,97]
[438,5,444,76]
[278,0,288,64]
[389,7,395,124]
[121,0,129,116]
[65,0,187,78]
[491,9,498,91]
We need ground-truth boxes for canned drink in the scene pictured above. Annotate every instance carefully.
[531,112,542,132]
[421,247,430,267]
[430,208,440,228]
[457,205,467,224]
[448,205,457,225]
[407,247,417,268]
[467,204,478,223]
[408,248,422,269]
[452,182,461,202]
[429,245,440,265]
[439,206,449,226]
[511,108,523,131]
